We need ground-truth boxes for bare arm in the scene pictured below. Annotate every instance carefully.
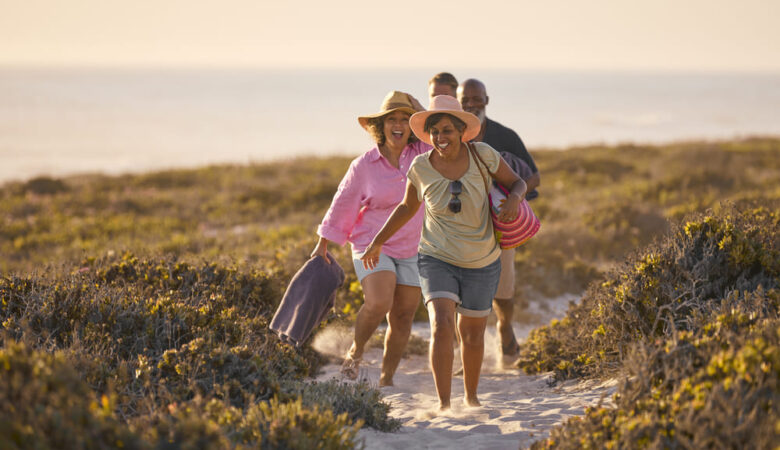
[491,158,527,222]
[525,172,540,193]
[310,236,333,264]
[360,181,422,270]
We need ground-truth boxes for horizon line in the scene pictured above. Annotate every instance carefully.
[1,62,779,76]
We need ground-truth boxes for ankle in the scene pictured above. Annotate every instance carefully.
[347,346,363,360]
[501,338,520,356]
[463,396,481,407]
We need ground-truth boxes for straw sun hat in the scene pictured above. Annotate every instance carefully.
[357,91,418,130]
[410,95,482,145]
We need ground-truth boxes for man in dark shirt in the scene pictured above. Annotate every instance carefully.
[458,78,541,361]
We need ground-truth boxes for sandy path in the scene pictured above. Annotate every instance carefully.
[313,295,616,450]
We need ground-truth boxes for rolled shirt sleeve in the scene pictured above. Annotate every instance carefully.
[317,160,364,246]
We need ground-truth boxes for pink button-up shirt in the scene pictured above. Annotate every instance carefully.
[318,140,431,259]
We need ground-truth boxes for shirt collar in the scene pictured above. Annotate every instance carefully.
[367,146,383,162]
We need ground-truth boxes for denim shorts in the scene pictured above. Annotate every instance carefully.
[417,254,501,318]
[352,252,421,287]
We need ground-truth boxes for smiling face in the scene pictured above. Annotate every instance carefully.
[382,110,412,147]
[427,115,464,156]
[457,81,488,123]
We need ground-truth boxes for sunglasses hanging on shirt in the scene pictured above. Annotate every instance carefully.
[448,180,462,213]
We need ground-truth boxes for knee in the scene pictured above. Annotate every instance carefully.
[459,328,484,347]
[388,308,415,328]
[431,317,454,342]
[361,301,391,318]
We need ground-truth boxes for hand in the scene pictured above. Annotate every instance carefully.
[311,237,331,264]
[360,242,382,270]
[406,93,425,112]
[497,195,520,222]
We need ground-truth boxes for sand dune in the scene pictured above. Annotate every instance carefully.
[313,294,617,449]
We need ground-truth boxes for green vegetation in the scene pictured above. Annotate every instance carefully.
[522,207,779,447]
[515,139,780,448]
[0,254,397,448]
[1,138,779,448]
[518,206,779,379]
[3,139,779,302]
[515,138,780,300]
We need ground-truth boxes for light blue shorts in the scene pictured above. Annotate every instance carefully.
[417,254,501,318]
[351,252,421,287]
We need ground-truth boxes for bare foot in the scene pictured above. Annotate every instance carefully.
[501,338,520,357]
[378,375,393,387]
[439,402,451,411]
[463,397,481,407]
[340,355,361,380]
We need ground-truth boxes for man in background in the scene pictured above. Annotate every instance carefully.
[458,78,541,362]
[428,72,458,101]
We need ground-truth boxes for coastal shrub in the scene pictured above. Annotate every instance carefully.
[0,254,321,406]
[514,245,603,300]
[514,138,780,300]
[0,252,395,448]
[2,139,779,446]
[532,303,779,449]
[581,200,668,259]
[21,176,70,195]
[525,203,780,448]
[3,255,284,344]
[2,139,778,303]
[152,338,282,407]
[517,203,779,380]
[0,342,363,449]
[283,379,401,432]
[134,396,362,449]
[0,342,143,450]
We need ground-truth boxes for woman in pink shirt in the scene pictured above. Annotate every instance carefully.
[311,91,430,386]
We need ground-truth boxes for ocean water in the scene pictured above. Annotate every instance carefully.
[1,67,779,183]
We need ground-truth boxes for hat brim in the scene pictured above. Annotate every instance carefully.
[409,110,482,145]
[357,107,418,130]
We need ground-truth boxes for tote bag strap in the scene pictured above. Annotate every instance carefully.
[471,144,515,197]
[467,142,490,194]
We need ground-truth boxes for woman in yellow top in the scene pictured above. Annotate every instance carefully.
[361,95,526,410]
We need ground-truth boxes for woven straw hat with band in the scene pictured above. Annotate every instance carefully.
[357,91,418,130]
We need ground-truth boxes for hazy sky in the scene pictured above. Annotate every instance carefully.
[2,0,778,71]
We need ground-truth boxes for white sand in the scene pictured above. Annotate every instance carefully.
[313,294,617,450]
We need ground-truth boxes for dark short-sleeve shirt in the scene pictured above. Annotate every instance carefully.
[481,117,539,199]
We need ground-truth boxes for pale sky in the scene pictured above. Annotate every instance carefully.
[1,0,778,71]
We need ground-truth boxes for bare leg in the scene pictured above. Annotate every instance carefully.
[379,284,421,386]
[458,314,488,407]
[346,271,396,364]
[493,249,519,356]
[427,298,457,410]
[493,298,519,355]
